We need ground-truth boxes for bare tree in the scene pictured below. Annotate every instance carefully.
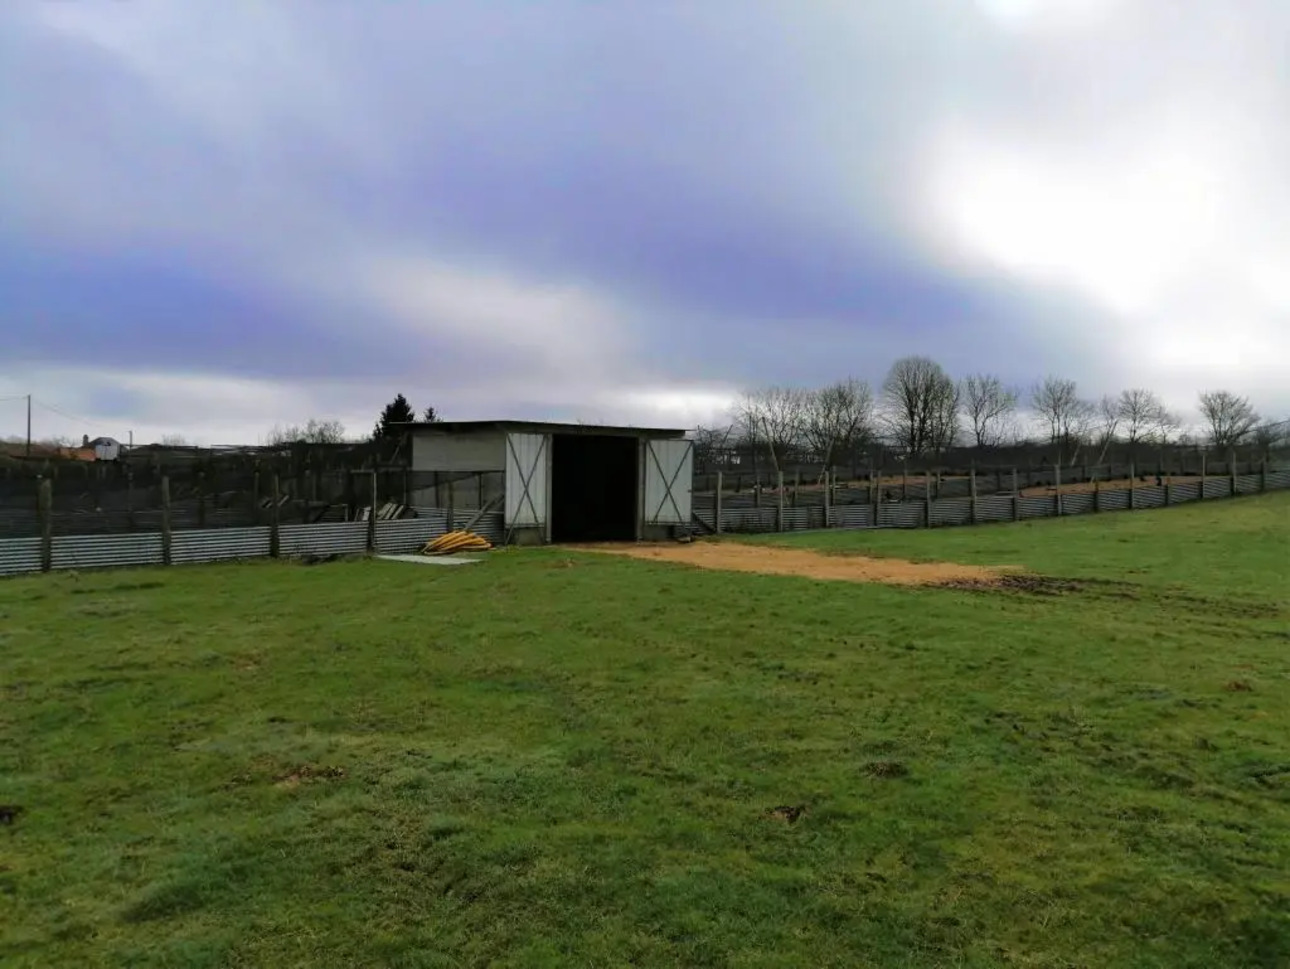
[1198,390,1260,448]
[961,374,1018,448]
[1116,389,1174,447]
[737,387,808,474]
[1030,376,1091,464]
[266,418,347,446]
[880,356,959,457]
[691,423,735,470]
[802,378,874,473]
[1092,394,1122,464]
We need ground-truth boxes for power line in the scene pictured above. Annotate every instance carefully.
[32,397,91,427]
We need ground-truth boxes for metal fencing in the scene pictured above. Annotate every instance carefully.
[1,469,1286,578]
[0,507,504,577]
[693,465,1290,536]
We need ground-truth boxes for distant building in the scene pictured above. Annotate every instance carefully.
[81,435,123,462]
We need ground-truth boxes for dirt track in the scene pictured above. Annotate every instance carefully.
[574,541,1017,587]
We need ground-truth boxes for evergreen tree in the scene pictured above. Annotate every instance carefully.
[373,393,416,439]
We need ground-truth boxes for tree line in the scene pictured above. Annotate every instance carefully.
[703,355,1282,473]
[262,394,441,446]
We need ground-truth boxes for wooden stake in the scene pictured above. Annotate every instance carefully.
[160,476,172,566]
[776,471,785,532]
[715,471,724,535]
[38,478,52,572]
[270,475,281,558]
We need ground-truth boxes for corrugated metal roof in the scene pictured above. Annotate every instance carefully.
[397,420,689,438]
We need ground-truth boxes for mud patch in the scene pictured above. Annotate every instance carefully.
[863,760,909,779]
[765,804,807,824]
[274,765,346,789]
[572,541,1016,587]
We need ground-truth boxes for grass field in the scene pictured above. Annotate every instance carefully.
[2,493,1288,967]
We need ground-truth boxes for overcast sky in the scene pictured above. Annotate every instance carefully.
[2,0,1286,445]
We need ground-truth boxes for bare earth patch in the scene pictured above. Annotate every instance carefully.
[574,542,1016,586]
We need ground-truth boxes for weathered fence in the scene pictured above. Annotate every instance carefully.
[0,506,504,577]
[692,465,1290,534]
[1,464,1286,578]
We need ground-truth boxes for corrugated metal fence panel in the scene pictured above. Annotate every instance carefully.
[1170,482,1201,504]
[1203,478,1232,499]
[1134,486,1166,508]
[471,512,505,545]
[171,527,271,564]
[410,507,451,532]
[0,537,42,576]
[1268,470,1290,490]
[976,496,1014,523]
[1062,494,1095,516]
[931,498,972,526]
[829,505,874,529]
[1235,474,1262,495]
[1019,497,1056,519]
[52,533,163,571]
[1099,489,1131,511]
[880,503,925,528]
[279,521,368,557]
[780,508,816,531]
[375,519,444,555]
[721,508,779,533]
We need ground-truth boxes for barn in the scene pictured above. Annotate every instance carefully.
[403,420,694,544]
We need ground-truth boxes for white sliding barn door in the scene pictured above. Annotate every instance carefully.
[642,439,694,525]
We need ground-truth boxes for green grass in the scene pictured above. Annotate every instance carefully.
[2,493,1288,968]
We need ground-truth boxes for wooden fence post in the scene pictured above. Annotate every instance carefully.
[160,476,172,566]
[1054,464,1062,516]
[1092,468,1100,512]
[1129,463,1136,509]
[1199,453,1206,500]
[270,475,281,558]
[368,470,378,552]
[872,467,881,526]
[776,472,785,532]
[925,471,933,528]
[1012,469,1021,521]
[822,470,831,529]
[1229,449,1237,496]
[38,478,53,572]
[126,468,136,532]
[969,468,978,524]
[715,471,723,534]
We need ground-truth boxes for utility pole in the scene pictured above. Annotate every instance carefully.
[25,394,31,458]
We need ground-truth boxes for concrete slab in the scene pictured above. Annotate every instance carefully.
[376,554,481,566]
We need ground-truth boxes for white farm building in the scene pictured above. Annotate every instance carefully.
[402,420,694,544]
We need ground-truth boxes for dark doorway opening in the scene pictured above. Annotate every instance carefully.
[550,434,638,542]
